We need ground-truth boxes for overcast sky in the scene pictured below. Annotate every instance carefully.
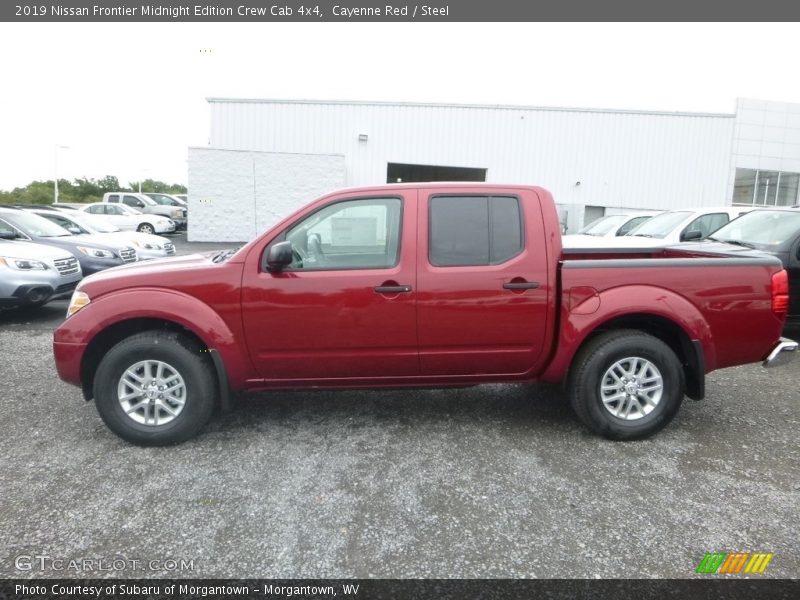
[2,22,800,191]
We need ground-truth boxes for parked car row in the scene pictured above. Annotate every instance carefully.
[81,202,176,234]
[0,204,177,309]
[564,206,753,248]
[103,192,187,231]
[568,205,800,327]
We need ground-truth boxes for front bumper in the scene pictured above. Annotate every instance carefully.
[78,256,125,276]
[0,273,79,307]
[1,284,54,307]
[53,340,87,386]
[763,337,799,368]
[136,249,173,260]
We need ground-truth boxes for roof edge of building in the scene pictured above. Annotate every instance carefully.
[205,97,736,119]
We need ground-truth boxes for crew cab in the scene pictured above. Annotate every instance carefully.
[53,184,798,446]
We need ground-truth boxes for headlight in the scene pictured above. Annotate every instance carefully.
[66,290,90,318]
[172,209,182,218]
[0,256,48,270]
[77,246,115,259]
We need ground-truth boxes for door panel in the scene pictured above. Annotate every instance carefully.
[241,191,418,381]
[416,188,550,376]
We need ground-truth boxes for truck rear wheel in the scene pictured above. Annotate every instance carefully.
[568,330,684,440]
[92,331,216,446]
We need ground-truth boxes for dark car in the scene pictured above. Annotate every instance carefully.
[708,208,800,327]
[0,207,136,276]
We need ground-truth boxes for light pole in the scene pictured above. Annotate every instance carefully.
[53,144,69,204]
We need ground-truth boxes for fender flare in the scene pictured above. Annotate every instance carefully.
[541,285,715,389]
[57,287,254,392]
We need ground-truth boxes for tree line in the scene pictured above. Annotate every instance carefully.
[0,176,187,205]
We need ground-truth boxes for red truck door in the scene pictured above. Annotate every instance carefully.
[416,188,550,376]
[241,190,419,381]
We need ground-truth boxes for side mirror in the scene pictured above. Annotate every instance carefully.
[681,230,703,241]
[135,201,144,208]
[264,240,293,272]
[67,226,81,234]
[0,230,16,240]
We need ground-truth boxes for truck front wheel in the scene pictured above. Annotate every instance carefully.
[568,330,684,440]
[92,331,217,445]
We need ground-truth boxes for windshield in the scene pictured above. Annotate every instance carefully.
[73,214,120,233]
[710,210,800,247]
[85,217,120,233]
[5,211,73,237]
[578,215,629,236]
[628,211,691,238]
[118,205,143,216]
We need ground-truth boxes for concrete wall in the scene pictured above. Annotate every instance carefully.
[187,147,345,242]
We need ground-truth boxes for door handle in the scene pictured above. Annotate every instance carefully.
[503,281,540,290]
[374,284,413,294]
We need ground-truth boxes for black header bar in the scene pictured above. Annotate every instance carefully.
[4,0,800,22]
[3,579,800,600]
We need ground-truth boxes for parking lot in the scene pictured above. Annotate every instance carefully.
[1,232,798,579]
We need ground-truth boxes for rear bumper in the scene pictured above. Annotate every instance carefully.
[763,337,799,368]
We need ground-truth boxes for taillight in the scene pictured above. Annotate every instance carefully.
[772,269,789,316]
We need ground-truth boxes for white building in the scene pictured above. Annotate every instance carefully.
[187,97,800,241]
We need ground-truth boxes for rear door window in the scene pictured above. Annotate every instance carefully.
[429,196,523,266]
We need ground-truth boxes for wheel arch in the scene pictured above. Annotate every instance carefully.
[575,314,705,400]
[543,306,709,401]
[79,317,231,410]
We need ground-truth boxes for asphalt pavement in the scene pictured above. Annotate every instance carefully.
[1,233,798,578]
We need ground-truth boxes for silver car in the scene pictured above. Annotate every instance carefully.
[0,239,83,308]
[29,209,174,261]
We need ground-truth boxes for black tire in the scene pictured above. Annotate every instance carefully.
[137,223,155,234]
[93,331,217,446]
[568,330,684,440]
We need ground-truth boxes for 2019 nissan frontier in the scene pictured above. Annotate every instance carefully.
[53,184,798,445]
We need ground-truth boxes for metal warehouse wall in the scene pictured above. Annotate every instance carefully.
[187,147,345,242]
[208,99,736,229]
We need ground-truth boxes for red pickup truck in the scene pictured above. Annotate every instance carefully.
[53,184,798,445]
